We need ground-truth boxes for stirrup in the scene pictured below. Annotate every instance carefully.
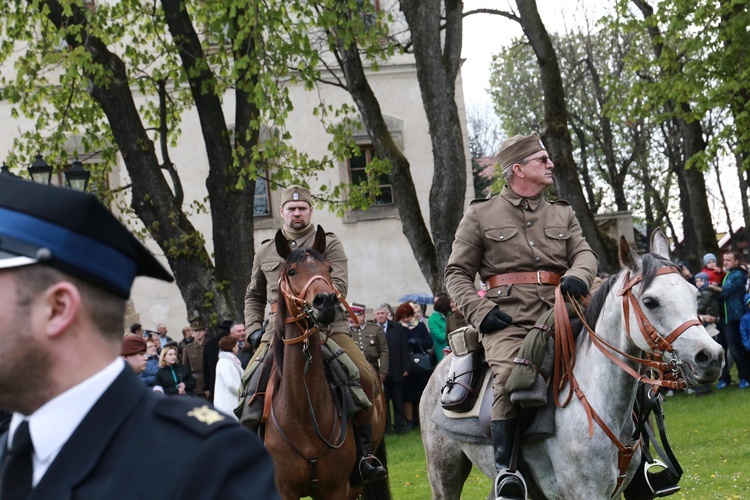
[644,459,680,497]
[494,468,528,500]
[357,454,387,482]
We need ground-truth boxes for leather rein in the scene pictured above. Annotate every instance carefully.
[553,266,700,498]
[270,269,360,495]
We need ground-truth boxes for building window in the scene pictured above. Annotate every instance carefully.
[348,145,394,206]
[253,173,271,217]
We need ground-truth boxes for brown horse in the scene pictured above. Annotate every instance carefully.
[264,227,389,500]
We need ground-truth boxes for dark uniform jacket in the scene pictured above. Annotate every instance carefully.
[384,321,411,383]
[0,368,278,499]
[351,323,389,375]
[445,186,598,332]
[244,224,348,340]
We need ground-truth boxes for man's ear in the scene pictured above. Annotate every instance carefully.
[40,282,82,338]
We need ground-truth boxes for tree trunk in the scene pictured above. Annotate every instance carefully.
[400,0,467,292]
[336,42,440,291]
[515,0,615,271]
[632,0,718,263]
[41,0,244,328]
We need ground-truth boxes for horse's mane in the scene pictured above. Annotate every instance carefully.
[272,247,327,385]
[584,253,679,328]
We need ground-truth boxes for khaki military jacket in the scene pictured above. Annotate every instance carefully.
[350,322,389,375]
[445,186,598,332]
[183,340,207,392]
[244,223,348,339]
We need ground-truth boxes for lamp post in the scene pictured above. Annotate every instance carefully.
[0,163,18,177]
[64,159,91,192]
[27,154,53,184]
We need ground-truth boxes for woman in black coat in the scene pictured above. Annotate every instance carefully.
[155,345,196,396]
[394,302,434,430]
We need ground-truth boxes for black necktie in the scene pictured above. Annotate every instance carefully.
[1,420,34,499]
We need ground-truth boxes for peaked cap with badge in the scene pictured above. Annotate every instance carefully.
[0,176,173,298]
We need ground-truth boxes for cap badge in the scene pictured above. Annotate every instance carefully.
[292,191,299,200]
[187,405,226,425]
[538,139,545,150]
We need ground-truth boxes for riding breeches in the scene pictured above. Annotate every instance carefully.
[482,325,528,420]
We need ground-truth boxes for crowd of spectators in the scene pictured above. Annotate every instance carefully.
[122,317,256,418]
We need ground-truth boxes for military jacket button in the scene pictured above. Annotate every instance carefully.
[534,257,541,263]
[529,241,535,247]
[526,221,532,227]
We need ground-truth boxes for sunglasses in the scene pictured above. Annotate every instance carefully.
[522,155,551,165]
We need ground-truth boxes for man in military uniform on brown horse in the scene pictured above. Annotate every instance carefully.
[244,185,386,483]
[446,133,598,500]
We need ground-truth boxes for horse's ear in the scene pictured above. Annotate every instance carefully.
[275,230,291,260]
[619,235,641,271]
[312,225,327,254]
[649,227,671,259]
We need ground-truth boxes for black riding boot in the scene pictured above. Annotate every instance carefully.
[491,419,526,500]
[350,423,387,486]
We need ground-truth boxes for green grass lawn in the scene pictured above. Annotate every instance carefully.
[385,383,750,499]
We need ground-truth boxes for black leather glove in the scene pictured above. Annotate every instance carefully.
[247,328,263,349]
[560,276,588,298]
[479,307,513,334]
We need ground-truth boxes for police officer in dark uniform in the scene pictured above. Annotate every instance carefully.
[446,133,598,500]
[349,304,389,385]
[0,176,278,499]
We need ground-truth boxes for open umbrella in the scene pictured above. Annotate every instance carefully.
[398,292,434,305]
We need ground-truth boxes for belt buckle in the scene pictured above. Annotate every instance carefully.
[536,271,542,284]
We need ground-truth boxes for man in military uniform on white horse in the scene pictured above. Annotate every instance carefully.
[445,133,598,500]
[244,185,386,483]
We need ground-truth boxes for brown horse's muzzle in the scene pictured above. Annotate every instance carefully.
[311,292,339,325]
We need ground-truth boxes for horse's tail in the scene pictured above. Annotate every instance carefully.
[362,439,391,500]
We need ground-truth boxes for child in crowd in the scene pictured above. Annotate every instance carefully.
[694,272,721,395]
[740,293,750,353]
[701,253,725,285]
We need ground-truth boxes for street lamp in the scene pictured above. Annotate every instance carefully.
[64,159,91,192]
[28,154,53,184]
[0,163,18,177]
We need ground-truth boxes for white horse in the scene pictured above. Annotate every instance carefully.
[421,230,724,499]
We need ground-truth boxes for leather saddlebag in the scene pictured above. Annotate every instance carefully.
[440,350,485,412]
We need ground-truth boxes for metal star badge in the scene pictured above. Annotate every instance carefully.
[187,405,226,425]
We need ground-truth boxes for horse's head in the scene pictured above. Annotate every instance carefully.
[275,226,340,331]
[613,228,724,386]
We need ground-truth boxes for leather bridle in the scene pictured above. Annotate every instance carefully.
[278,271,360,346]
[553,265,700,498]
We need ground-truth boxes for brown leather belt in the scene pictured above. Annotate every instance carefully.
[270,303,278,314]
[487,271,562,288]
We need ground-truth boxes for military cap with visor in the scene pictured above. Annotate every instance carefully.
[0,176,173,298]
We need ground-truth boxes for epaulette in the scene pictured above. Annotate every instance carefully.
[154,398,235,436]
[469,197,492,206]
[551,199,570,206]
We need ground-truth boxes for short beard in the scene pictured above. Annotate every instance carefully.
[0,302,54,414]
